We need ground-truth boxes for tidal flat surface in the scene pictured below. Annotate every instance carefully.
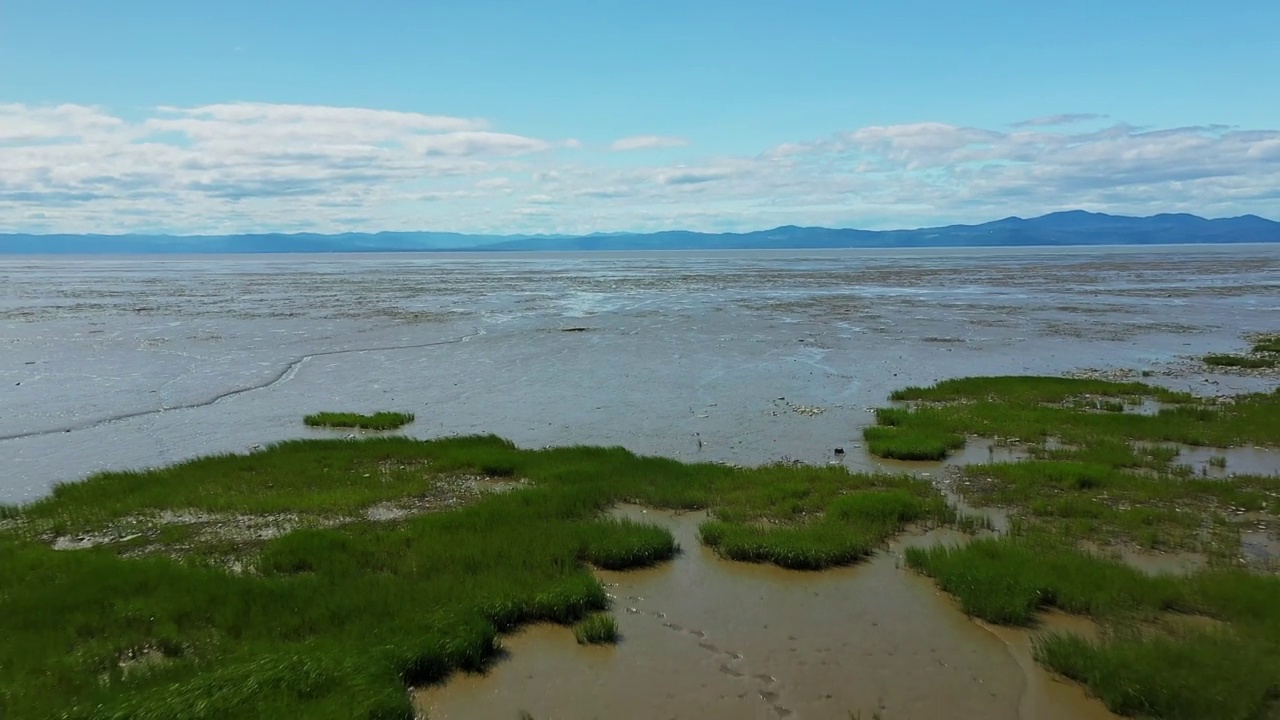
[2,244,1279,503]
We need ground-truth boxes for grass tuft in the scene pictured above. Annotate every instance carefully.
[303,411,416,430]
[701,489,949,570]
[1203,354,1276,369]
[1251,335,1280,354]
[863,426,965,460]
[573,613,619,645]
[579,519,679,570]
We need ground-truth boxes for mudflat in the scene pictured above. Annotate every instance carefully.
[3,245,1277,502]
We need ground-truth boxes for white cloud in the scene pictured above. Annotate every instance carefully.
[610,135,689,151]
[1,102,1279,235]
[402,131,550,157]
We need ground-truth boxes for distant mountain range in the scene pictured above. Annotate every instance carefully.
[3,211,1278,254]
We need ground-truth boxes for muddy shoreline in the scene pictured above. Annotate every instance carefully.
[418,508,1117,720]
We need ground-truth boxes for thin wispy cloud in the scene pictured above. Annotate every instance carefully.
[610,135,690,151]
[1011,113,1105,128]
[1,102,1278,235]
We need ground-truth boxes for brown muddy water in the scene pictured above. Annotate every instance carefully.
[418,508,1116,720]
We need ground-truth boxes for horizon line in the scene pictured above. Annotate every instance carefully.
[2,209,1277,239]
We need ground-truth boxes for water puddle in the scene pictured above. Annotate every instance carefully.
[1240,528,1280,570]
[1171,445,1280,478]
[416,507,1116,720]
[1079,541,1207,577]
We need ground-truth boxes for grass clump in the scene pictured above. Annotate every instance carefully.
[579,518,678,570]
[701,488,951,569]
[1252,335,1280,354]
[863,425,965,461]
[304,411,416,430]
[1203,354,1276,369]
[573,613,619,645]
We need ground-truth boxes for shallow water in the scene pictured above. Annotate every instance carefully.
[4,245,1278,503]
[1174,444,1280,478]
[417,508,1116,720]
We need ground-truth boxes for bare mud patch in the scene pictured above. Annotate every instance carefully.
[417,508,1116,720]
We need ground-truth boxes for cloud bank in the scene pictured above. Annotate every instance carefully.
[2,102,1278,234]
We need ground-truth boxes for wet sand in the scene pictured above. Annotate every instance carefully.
[3,245,1278,503]
[417,509,1117,720]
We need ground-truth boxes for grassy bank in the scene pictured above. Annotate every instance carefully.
[303,411,416,430]
[907,538,1280,720]
[1,435,948,719]
[872,374,1280,719]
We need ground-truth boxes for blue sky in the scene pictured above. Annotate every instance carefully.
[3,0,1279,234]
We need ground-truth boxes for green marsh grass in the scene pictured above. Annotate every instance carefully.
[906,536,1280,719]
[872,375,1280,718]
[573,613,619,645]
[872,377,1280,456]
[303,411,416,430]
[1252,335,1280,354]
[0,435,947,718]
[863,377,1280,547]
[1034,629,1276,720]
[1203,354,1277,369]
[700,489,952,569]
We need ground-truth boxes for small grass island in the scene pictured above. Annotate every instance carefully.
[303,411,416,431]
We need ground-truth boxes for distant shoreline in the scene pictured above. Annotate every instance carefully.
[3,210,1279,254]
[3,241,1279,260]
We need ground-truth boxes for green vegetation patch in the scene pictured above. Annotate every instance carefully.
[1204,354,1277,369]
[907,538,1280,720]
[1252,335,1280,354]
[303,411,416,430]
[864,377,1280,550]
[877,374,1280,719]
[1,435,949,718]
[871,376,1280,453]
[701,485,952,570]
[573,613,619,645]
[1201,333,1280,369]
